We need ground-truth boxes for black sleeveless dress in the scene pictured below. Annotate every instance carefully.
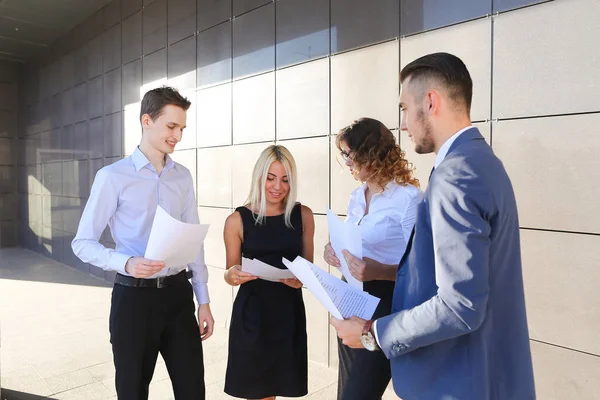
[224,204,308,399]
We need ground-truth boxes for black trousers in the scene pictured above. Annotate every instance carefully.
[109,280,205,400]
[337,281,393,400]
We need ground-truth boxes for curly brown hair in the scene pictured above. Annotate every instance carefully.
[336,117,420,190]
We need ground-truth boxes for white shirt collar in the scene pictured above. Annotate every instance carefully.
[433,125,473,169]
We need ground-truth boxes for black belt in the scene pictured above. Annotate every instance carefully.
[114,269,192,288]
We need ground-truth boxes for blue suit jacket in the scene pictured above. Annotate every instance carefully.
[376,128,536,399]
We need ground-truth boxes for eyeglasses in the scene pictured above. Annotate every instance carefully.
[340,150,354,162]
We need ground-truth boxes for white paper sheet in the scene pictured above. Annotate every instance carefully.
[241,257,295,282]
[327,208,363,290]
[283,256,380,320]
[144,206,210,267]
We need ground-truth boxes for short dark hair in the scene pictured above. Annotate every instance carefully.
[140,86,191,121]
[400,52,473,112]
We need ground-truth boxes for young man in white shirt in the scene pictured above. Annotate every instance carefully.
[72,87,213,399]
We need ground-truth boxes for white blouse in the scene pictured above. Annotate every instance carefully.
[346,181,423,265]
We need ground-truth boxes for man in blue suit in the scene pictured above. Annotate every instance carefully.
[331,53,536,399]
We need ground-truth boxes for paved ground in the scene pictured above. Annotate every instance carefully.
[0,247,397,399]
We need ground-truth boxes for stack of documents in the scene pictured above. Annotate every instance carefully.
[283,256,380,320]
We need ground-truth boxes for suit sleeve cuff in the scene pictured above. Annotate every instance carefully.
[193,282,210,305]
[373,319,382,347]
[109,252,131,275]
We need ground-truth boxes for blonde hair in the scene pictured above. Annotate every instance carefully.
[245,145,298,227]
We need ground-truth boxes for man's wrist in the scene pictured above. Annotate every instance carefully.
[124,256,133,274]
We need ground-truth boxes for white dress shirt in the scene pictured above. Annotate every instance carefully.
[72,147,209,304]
[347,181,423,267]
[434,125,473,169]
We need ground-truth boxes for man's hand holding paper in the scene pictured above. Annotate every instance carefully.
[144,206,210,267]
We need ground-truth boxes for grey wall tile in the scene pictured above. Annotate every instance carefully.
[169,0,197,45]
[0,110,17,138]
[79,10,104,45]
[122,0,143,19]
[531,340,600,399]
[197,21,231,88]
[198,0,231,32]
[60,54,75,91]
[233,3,274,79]
[493,115,600,234]
[276,0,329,68]
[50,94,62,129]
[142,47,167,86]
[197,146,232,207]
[233,0,268,17]
[62,161,77,198]
[493,0,600,118]
[103,24,122,73]
[0,83,17,110]
[0,138,15,166]
[42,162,63,195]
[61,125,75,161]
[62,88,76,126]
[103,0,122,30]
[0,194,17,221]
[87,35,104,79]
[0,166,17,194]
[73,83,88,124]
[494,0,551,13]
[49,61,61,96]
[401,0,491,36]
[104,112,123,157]
[47,129,62,163]
[87,76,104,120]
[143,0,168,55]
[74,44,88,87]
[232,72,274,144]
[168,35,197,91]
[122,11,143,64]
[88,117,105,159]
[104,68,122,115]
[331,0,398,53]
[276,59,329,140]
[331,40,399,134]
[122,59,143,106]
[522,230,600,355]
[0,220,18,247]
[74,122,89,161]
[196,83,231,147]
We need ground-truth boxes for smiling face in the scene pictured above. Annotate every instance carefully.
[141,104,187,155]
[264,160,290,206]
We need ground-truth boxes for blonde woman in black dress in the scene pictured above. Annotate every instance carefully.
[223,145,315,400]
